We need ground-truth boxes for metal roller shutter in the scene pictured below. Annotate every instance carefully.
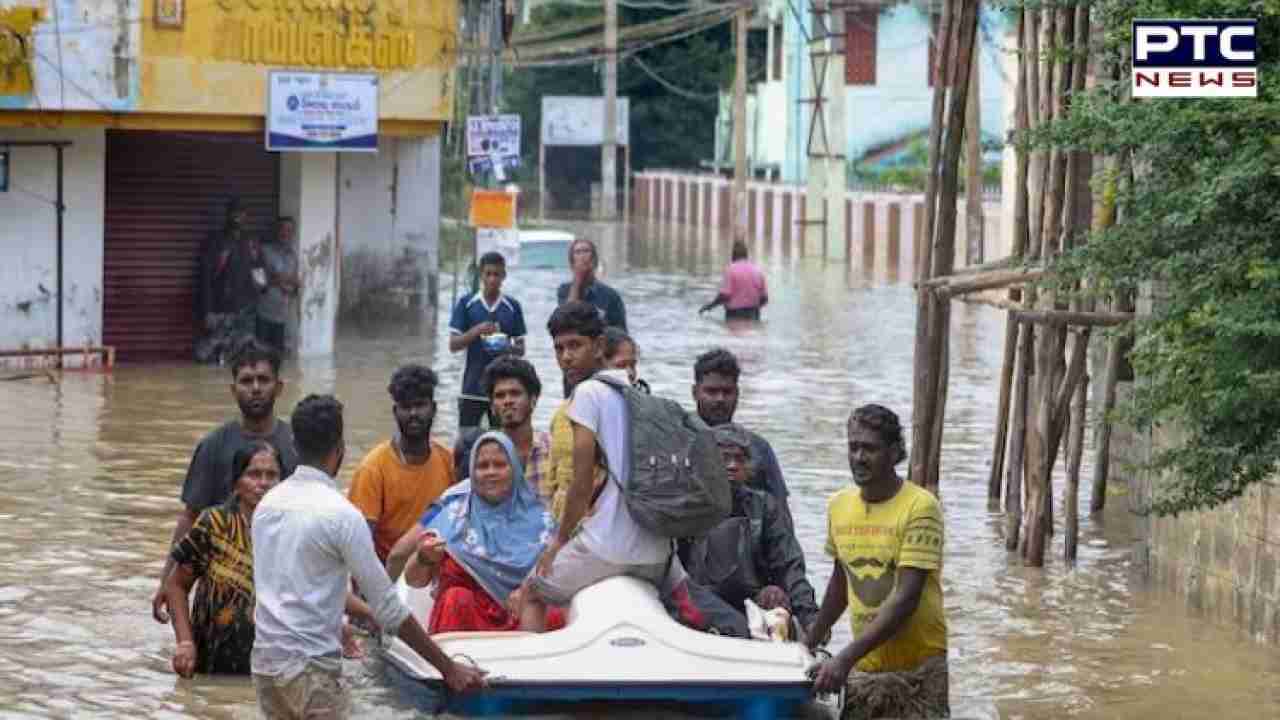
[103,131,278,363]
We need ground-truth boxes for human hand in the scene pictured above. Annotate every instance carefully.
[151,584,171,624]
[443,660,489,693]
[475,321,499,337]
[340,621,366,659]
[809,654,853,695]
[754,586,789,611]
[803,622,829,652]
[534,537,563,577]
[172,641,196,678]
[506,584,527,617]
[418,532,446,564]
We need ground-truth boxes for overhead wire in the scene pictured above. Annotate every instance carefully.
[629,54,720,101]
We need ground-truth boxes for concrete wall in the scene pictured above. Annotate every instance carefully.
[843,4,1007,163]
[0,127,105,356]
[336,135,441,331]
[280,152,339,357]
[1114,290,1280,645]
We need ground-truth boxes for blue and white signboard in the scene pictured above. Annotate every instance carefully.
[266,71,379,152]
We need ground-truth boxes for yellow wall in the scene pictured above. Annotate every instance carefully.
[140,0,456,122]
[0,6,42,96]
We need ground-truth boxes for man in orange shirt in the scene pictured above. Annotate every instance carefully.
[348,365,457,563]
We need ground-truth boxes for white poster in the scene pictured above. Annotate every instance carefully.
[266,72,379,152]
[467,114,522,157]
[540,96,630,147]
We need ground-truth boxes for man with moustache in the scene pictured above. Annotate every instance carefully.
[691,348,793,525]
[806,405,949,717]
[348,365,456,563]
[151,339,299,624]
[483,356,550,495]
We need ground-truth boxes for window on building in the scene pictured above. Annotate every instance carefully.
[845,8,878,86]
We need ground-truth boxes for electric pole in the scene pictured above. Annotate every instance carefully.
[601,0,619,219]
[731,0,748,243]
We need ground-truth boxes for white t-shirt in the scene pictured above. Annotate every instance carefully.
[568,369,670,565]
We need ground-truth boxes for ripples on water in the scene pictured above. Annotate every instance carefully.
[0,221,1277,719]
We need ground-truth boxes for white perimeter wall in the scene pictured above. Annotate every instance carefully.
[0,127,105,351]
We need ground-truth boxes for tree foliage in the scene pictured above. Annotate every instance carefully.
[501,4,762,210]
[1038,0,1280,514]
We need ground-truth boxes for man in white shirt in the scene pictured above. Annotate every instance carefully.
[518,302,672,631]
[252,394,485,717]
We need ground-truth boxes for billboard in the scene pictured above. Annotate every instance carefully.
[540,96,630,147]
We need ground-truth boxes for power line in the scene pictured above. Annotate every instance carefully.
[629,54,720,101]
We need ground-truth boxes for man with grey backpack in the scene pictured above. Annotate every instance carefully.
[518,301,732,632]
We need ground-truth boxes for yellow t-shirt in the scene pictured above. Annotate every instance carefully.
[544,400,605,527]
[824,481,947,672]
[347,440,455,562]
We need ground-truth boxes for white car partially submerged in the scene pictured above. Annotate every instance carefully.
[381,575,838,717]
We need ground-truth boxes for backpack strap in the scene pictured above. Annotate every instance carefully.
[578,372,629,492]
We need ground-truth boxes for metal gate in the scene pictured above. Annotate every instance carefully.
[103,131,278,362]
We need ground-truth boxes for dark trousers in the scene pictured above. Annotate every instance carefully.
[458,398,496,430]
[256,316,286,352]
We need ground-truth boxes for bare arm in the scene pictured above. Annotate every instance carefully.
[385,525,424,582]
[345,592,376,629]
[806,562,849,650]
[812,568,930,693]
[165,563,199,645]
[699,293,731,314]
[152,507,199,623]
[403,548,442,589]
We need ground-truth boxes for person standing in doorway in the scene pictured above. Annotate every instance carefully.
[449,251,527,431]
[256,217,300,353]
[699,241,768,321]
[252,395,486,717]
[556,238,627,330]
[347,365,456,564]
[150,339,299,625]
[807,404,949,717]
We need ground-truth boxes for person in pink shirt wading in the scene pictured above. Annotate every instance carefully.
[699,241,768,321]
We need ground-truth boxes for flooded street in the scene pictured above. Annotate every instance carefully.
[1,220,1278,719]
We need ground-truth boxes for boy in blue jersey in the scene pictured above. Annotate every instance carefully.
[449,252,527,430]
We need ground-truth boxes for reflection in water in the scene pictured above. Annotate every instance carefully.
[0,220,1277,719]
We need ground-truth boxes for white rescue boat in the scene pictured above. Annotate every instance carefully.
[381,575,839,717]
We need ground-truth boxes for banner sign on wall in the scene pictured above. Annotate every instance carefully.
[266,71,379,152]
[540,96,629,147]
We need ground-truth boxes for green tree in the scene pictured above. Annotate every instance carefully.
[1039,0,1280,514]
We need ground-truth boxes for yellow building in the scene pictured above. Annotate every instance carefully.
[0,0,458,361]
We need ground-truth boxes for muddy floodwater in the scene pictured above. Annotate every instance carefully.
[2,221,1278,719]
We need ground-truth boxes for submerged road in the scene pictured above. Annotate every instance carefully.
[0,220,1277,718]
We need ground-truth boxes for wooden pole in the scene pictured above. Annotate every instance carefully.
[732,3,749,244]
[930,268,1045,297]
[1005,321,1030,551]
[1065,359,1087,562]
[539,139,546,220]
[1022,9,1043,262]
[920,0,980,495]
[601,0,618,219]
[988,310,1018,505]
[908,0,955,487]
[965,31,984,266]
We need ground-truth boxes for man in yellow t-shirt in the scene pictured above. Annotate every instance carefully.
[807,404,948,715]
[348,365,456,562]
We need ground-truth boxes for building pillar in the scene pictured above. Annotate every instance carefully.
[394,136,442,331]
[280,152,338,357]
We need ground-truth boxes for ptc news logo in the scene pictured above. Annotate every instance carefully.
[1133,19,1257,98]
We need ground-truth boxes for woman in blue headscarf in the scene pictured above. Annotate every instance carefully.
[403,431,567,633]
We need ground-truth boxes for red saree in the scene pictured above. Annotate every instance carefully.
[428,556,565,634]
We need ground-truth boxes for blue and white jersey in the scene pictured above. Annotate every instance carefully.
[449,292,527,400]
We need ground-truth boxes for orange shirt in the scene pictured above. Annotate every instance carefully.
[348,440,456,562]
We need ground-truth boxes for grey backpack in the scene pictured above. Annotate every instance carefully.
[593,374,732,538]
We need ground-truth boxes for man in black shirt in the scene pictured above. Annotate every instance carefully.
[150,339,299,624]
[555,238,626,330]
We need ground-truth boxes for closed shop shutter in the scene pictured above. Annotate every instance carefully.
[103,131,278,362]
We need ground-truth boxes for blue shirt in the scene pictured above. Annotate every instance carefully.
[555,280,627,330]
[450,292,527,400]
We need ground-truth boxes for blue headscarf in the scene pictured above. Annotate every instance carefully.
[421,431,556,604]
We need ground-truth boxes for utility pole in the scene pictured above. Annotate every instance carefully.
[601,0,619,219]
[731,0,748,244]
[489,0,503,115]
